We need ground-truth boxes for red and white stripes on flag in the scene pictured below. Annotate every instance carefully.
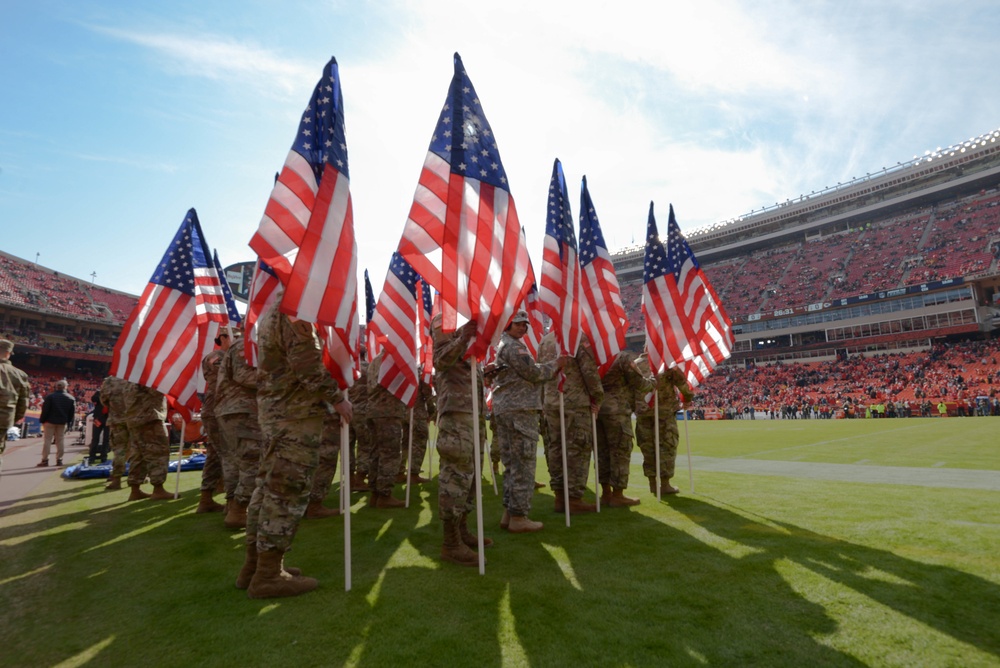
[578,176,628,375]
[111,209,229,411]
[539,158,582,358]
[243,259,281,367]
[642,202,734,378]
[396,53,531,361]
[247,56,358,388]
[418,280,434,386]
[518,256,544,359]
[368,253,421,407]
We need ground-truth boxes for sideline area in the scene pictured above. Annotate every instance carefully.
[0,435,90,513]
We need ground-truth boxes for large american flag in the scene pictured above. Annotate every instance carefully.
[396,53,531,361]
[368,253,421,407]
[519,256,544,359]
[642,203,734,378]
[243,259,280,367]
[248,56,358,388]
[364,268,379,360]
[539,158,581,357]
[112,209,229,411]
[418,280,434,386]
[578,176,628,376]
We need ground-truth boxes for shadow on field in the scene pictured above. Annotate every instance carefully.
[677,496,1000,660]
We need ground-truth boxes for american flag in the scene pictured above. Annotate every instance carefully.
[519,252,544,359]
[539,158,581,358]
[112,209,229,411]
[418,280,434,386]
[248,56,358,387]
[642,202,734,378]
[364,268,379,360]
[213,250,243,328]
[243,259,280,367]
[368,253,421,407]
[396,53,531,361]
[578,176,628,376]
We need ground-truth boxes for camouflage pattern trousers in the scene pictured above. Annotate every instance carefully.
[543,409,594,499]
[436,411,485,521]
[310,414,342,503]
[400,418,428,475]
[199,416,223,493]
[349,418,371,476]
[0,410,12,473]
[634,414,679,479]
[494,410,541,517]
[107,422,131,478]
[367,417,403,495]
[596,413,635,488]
[247,416,323,553]
[126,420,170,487]
[217,414,263,505]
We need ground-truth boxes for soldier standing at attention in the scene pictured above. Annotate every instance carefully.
[0,339,30,476]
[237,293,352,599]
[99,375,130,490]
[539,332,604,513]
[433,316,489,566]
[648,366,694,495]
[489,311,564,533]
[124,383,173,501]
[366,349,407,508]
[597,351,652,507]
[196,331,229,514]
[305,399,344,519]
[399,377,435,484]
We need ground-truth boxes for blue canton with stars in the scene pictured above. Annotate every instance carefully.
[365,269,376,324]
[213,250,242,324]
[390,252,420,297]
[292,56,349,183]
[427,53,510,191]
[546,158,578,259]
[643,203,698,284]
[150,208,213,296]
[578,175,609,268]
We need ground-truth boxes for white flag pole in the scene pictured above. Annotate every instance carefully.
[654,389,661,501]
[341,419,352,591]
[470,363,485,574]
[591,411,600,513]
[405,407,414,508]
[173,420,184,499]
[559,392,571,527]
[681,398,694,493]
[428,426,435,479]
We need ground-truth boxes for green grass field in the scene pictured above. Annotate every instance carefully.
[2,417,998,667]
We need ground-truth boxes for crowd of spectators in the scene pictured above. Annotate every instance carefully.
[0,328,118,356]
[23,369,104,420]
[690,337,1000,418]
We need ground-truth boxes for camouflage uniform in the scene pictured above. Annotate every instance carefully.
[597,352,652,488]
[634,364,693,479]
[539,332,604,499]
[434,321,486,522]
[199,348,226,495]
[401,379,435,476]
[216,335,262,505]
[366,351,406,496]
[0,342,30,473]
[247,298,345,553]
[124,384,169,487]
[492,331,559,517]
[348,359,370,479]
[311,407,342,504]
[100,376,130,479]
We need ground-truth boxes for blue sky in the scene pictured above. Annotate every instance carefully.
[2,0,1000,298]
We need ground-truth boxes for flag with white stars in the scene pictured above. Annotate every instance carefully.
[539,158,582,358]
[368,252,422,407]
[641,203,733,384]
[396,52,531,361]
[248,56,358,388]
[578,176,628,376]
[243,259,280,367]
[112,208,230,410]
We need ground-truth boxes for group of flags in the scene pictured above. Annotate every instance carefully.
[110,51,733,420]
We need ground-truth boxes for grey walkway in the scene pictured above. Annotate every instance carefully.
[678,455,1000,491]
[0,434,91,513]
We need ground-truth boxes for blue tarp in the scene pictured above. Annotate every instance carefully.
[60,453,206,479]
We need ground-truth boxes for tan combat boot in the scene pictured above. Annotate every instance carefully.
[149,484,174,500]
[224,500,249,529]
[105,476,122,491]
[374,493,405,509]
[236,538,302,589]
[568,497,597,514]
[500,509,511,530]
[600,483,613,507]
[440,519,478,567]
[196,489,225,513]
[648,477,657,494]
[610,487,641,507]
[507,515,544,533]
[247,549,318,599]
[304,499,341,519]
[661,478,680,495]
[127,484,151,501]
[458,513,493,548]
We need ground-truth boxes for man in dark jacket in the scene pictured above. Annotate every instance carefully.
[88,389,109,464]
[39,379,76,467]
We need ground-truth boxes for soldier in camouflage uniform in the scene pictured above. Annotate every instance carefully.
[348,352,371,490]
[99,375,130,490]
[539,331,604,513]
[489,311,563,533]
[433,317,490,566]
[196,332,229,513]
[216,332,264,528]
[399,378,435,483]
[124,383,172,501]
[365,350,407,508]
[0,339,30,477]
[597,351,652,507]
[634,355,694,495]
[305,403,343,519]
[238,293,352,599]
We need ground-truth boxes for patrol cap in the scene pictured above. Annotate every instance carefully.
[0,339,13,354]
[511,310,530,324]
